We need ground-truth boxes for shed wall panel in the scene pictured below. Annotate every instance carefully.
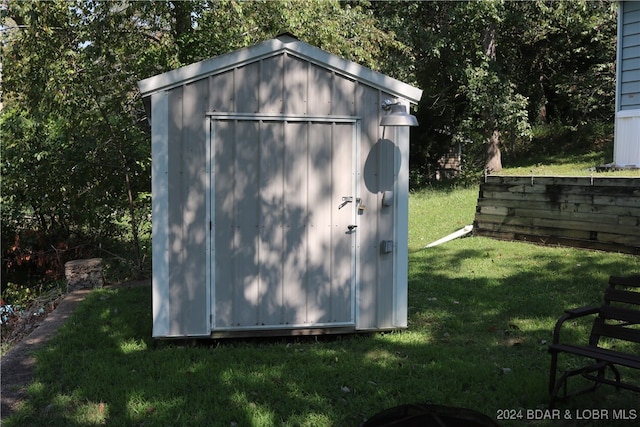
[165,81,210,336]
[180,80,209,335]
[306,123,333,324]
[392,125,410,328]
[234,121,261,327]
[213,120,235,328]
[259,56,284,113]
[331,122,356,323]
[374,94,408,330]
[167,87,184,336]
[357,84,384,329]
[151,91,170,337]
[283,122,309,324]
[332,75,356,116]
[258,121,285,325]
[307,63,332,115]
[377,134,397,328]
[283,55,309,114]
[209,70,235,112]
[236,62,260,113]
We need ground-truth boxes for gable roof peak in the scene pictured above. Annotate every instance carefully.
[138,36,422,104]
[276,32,299,42]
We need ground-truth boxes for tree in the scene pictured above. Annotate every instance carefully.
[1,0,155,277]
[175,0,408,71]
[373,1,530,173]
[1,0,403,282]
[452,0,531,173]
[501,0,617,127]
[371,0,615,178]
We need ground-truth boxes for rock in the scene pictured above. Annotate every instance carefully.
[64,258,104,292]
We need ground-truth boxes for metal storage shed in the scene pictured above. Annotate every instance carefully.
[138,34,422,338]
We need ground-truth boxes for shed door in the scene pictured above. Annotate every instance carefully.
[210,116,358,330]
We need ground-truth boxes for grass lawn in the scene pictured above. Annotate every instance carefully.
[5,185,640,426]
[499,150,640,177]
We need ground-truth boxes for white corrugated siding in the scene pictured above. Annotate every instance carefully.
[615,111,640,167]
[211,118,357,330]
[146,39,420,337]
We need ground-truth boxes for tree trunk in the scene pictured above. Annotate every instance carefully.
[171,1,194,64]
[486,129,502,173]
[483,24,503,172]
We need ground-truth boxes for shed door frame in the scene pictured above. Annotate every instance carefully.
[206,113,361,332]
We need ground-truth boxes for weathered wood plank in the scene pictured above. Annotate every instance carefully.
[475,220,640,247]
[474,228,640,255]
[475,212,639,236]
[479,189,640,208]
[474,220,594,240]
[474,177,640,253]
[480,183,640,197]
[476,198,640,217]
[485,175,640,188]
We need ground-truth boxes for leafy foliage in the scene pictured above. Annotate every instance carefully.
[0,0,405,287]
[0,0,619,292]
[373,0,616,177]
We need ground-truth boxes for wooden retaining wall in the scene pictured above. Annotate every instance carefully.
[473,176,640,254]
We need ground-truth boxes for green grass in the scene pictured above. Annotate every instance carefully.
[6,181,640,426]
[499,150,640,177]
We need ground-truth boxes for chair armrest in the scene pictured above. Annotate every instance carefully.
[564,305,600,317]
[551,305,600,345]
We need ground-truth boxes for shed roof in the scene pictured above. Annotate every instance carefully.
[138,34,422,104]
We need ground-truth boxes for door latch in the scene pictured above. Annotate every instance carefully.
[338,196,361,209]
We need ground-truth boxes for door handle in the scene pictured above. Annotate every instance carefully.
[338,196,353,209]
[347,225,358,231]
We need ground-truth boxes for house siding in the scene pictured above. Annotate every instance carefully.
[620,0,640,111]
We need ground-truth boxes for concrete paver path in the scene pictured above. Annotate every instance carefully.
[0,289,91,421]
